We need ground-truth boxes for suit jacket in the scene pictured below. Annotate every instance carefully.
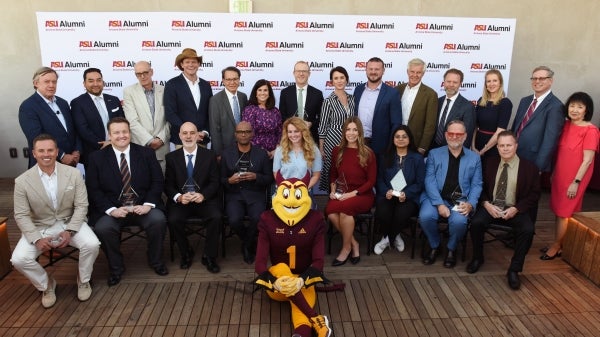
[19,92,81,168]
[164,74,213,144]
[208,89,248,156]
[122,83,170,163]
[14,163,88,244]
[421,146,483,208]
[220,144,273,198]
[71,93,124,164]
[434,94,476,148]
[478,156,541,215]
[511,91,564,172]
[353,83,402,154]
[85,143,164,224]
[376,151,425,202]
[396,83,438,151]
[279,84,324,142]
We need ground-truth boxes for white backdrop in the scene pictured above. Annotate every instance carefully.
[37,12,515,104]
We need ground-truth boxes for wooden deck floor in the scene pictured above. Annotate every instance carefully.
[1,178,599,337]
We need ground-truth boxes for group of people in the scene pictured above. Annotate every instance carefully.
[10,46,599,337]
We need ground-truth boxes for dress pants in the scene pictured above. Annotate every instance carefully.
[11,221,100,291]
[167,199,222,258]
[419,199,469,251]
[94,208,166,275]
[470,208,534,272]
[225,193,266,247]
[375,198,418,240]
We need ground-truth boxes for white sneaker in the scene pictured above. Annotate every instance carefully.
[42,278,56,308]
[77,279,93,302]
[394,234,405,252]
[374,236,390,255]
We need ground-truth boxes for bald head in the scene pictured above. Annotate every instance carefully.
[179,122,199,150]
[235,121,253,146]
[134,60,154,89]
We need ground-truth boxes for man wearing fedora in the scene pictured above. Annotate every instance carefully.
[164,48,213,147]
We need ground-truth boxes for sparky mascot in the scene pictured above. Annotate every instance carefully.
[254,176,332,337]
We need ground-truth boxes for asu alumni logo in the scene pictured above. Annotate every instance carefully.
[171,20,212,31]
[234,21,274,32]
[470,63,507,73]
[112,60,137,71]
[384,41,423,53]
[264,41,305,52]
[203,40,244,51]
[49,60,90,72]
[295,21,334,32]
[45,19,85,31]
[415,22,454,34]
[108,20,149,31]
[355,21,395,32]
[443,43,481,54]
[473,24,512,35]
[235,61,275,72]
[325,41,364,52]
[79,40,119,51]
[141,40,182,51]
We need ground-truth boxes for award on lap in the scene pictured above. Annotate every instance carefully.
[119,186,139,211]
[235,152,253,177]
[334,172,348,200]
[451,185,467,211]
[390,170,407,197]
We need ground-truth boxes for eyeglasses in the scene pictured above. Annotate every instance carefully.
[530,76,551,82]
[224,77,240,82]
[446,132,466,138]
[135,71,150,78]
[235,130,253,134]
[294,70,309,74]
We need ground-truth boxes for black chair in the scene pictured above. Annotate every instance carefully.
[327,209,374,256]
[168,217,225,261]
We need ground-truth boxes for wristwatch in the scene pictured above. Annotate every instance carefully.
[574,179,581,184]
[66,230,78,236]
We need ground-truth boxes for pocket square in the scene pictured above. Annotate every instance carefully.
[111,107,120,112]
[65,186,74,191]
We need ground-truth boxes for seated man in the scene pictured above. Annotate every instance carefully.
[467,131,540,290]
[11,134,100,308]
[220,121,273,264]
[419,120,482,268]
[86,117,168,286]
[165,122,222,272]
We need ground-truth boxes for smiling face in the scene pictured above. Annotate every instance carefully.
[108,122,131,152]
[332,70,347,90]
[256,85,270,105]
[485,73,501,95]
[84,71,104,96]
[366,60,384,84]
[407,63,425,87]
[568,101,587,122]
[34,72,58,100]
[272,180,312,226]
[181,58,199,78]
[443,72,461,97]
[33,139,58,171]
[287,123,303,145]
[345,122,359,145]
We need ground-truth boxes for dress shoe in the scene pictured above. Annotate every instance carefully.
[331,256,348,267]
[373,236,390,255]
[153,265,169,276]
[241,244,255,265]
[539,246,549,253]
[180,249,195,269]
[443,250,456,268]
[540,250,562,260]
[77,279,93,302]
[42,278,57,308]
[107,273,122,287]
[394,234,405,253]
[422,248,439,265]
[507,271,521,290]
[201,255,221,273]
[466,259,484,274]
[349,255,361,265]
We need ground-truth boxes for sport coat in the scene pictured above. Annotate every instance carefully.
[164,74,213,144]
[14,163,88,244]
[220,144,273,197]
[396,83,438,151]
[208,89,248,156]
[421,146,483,208]
[122,83,170,164]
[19,92,81,168]
[164,146,220,204]
[434,94,475,148]
[71,93,124,164]
[376,151,425,201]
[353,83,402,154]
[85,143,164,224]
[279,84,324,142]
[511,91,564,172]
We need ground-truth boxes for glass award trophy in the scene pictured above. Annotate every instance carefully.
[451,185,467,211]
[119,186,139,211]
[181,177,201,194]
[334,172,348,199]
[235,152,253,177]
[492,198,506,211]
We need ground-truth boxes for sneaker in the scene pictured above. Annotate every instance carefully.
[374,236,390,255]
[42,278,56,308]
[77,279,93,302]
[394,234,405,252]
[310,315,332,337]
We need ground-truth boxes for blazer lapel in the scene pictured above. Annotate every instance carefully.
[26,168,56,210]
[36,95,67,133]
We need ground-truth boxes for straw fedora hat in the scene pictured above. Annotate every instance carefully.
[174,48,203,70]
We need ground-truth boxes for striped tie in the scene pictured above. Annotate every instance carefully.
[120,153,131,193]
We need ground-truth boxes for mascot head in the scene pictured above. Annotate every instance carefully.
[272,178,312,227]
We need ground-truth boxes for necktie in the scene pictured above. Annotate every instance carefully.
[516,98,537,138]
[494,163,509,204]
[95,96,109,139]
[232,95,241,124]
[186,154,194,179]
[435,98,451,145]
[297,88,304,120]
[120,153,131,193]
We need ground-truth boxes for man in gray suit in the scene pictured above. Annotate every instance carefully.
[11,134,100,308]
[123,61,170,172]
[209,66,248,158]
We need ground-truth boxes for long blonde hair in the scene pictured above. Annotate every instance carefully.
[478,69,505,106]
[336,116,372,168]
[279,117,316,168]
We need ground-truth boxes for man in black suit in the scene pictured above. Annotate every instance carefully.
[86,117,168,286]
[221,121,273,264]
[164,122,222,272]
[19,67,81,168]
[279,61,324,142]
[432,68,476,149]
[71,68,124,165]
[164,48,213,146]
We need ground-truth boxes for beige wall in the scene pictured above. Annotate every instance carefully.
[1,0,597,177]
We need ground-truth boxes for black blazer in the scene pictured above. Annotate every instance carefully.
[86,143,164,224]
[71,93,124,164]
[164,146,220,205]
[279,84,324,142]
[220,144,273,197]
[434,94,475,148]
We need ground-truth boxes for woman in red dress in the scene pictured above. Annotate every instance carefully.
[543,92,599,260]
[325,117,377,266]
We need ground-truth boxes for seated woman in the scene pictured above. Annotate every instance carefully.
[373,125,425,254]
[325,117,377,266]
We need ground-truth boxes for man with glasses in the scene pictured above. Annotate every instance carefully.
[209,66,248,158]
[419,120,482,268]
[123,61,170,172]
[279,61,324,143]
[221,121,273,264]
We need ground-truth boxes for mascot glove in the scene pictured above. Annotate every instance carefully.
[274,276,293,293]
[280,277,305,297]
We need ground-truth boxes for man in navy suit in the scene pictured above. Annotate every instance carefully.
[86,117,168,286]
[432,68,475,149]
[19,67,81,168]
[353,57,402,156]
[279,61,324,143]
[71,68,124,165]
[164,48,213,146]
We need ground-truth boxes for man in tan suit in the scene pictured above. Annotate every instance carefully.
[11,134,101,308]
[123,60,170,172]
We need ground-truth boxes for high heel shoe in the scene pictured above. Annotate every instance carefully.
[540,250,562,260]
[350,241,360,265]
[332,256,349,266]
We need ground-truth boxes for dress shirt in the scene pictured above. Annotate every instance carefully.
[439,94,457,125]
[297,85,307,115]
[38,91,68,132]
[357,83,382,138]
[401,82,421,125]
[225,89,240,120]
[184,75,201,108]
[173,146,198,202]
[89,93,109,139]
[441,148,464,203]
[531,89,552,109]
[38,165,58,210]
[493,155,519,207]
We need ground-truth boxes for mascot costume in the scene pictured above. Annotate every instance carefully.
[254,177,332,337]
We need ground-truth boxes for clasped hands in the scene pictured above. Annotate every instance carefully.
[110,205,152,218]
[273,276,305,297]
[179,192,204,205]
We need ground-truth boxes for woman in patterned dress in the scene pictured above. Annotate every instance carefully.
[318,66,355,191]
[242,79,282,159]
